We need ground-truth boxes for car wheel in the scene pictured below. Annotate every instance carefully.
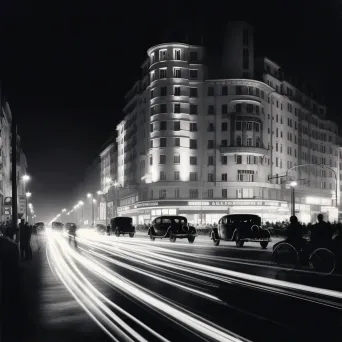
[169,235,176,243]
[129,233,134,238]
[260,241,269,249]
[236,240,244,247]
[188,236,195,243]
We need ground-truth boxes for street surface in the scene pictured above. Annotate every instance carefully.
[12,230,342,342]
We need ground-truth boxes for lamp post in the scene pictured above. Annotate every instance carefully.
[92,199,96,226]
[289,181,297,217]
[25,191,32,222]
[78,201,84,226]
[87,193,94,227]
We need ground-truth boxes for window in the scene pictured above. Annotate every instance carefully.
[247,104,253,113]
[189,69,198,79]
[190,122,197,131]
[174,138,180,146]
[208,173,214,182]
[190,104,197,114]
[236,122,242,130]
[160,138,167,147]
[174,121,180,131]
[190,156,197,165]
[190,87,198,97]
[190,172,198,181]
[174,171,180,180]
[190,139,197,149]
[246,138,252,146]
[221,173,227,181]
[222,156,227,164]
[175,188,180,198]
[236,155,242,164]
[160,121,167,130]
[236,136,242,146]
[222,86,228,96]
[221,140,227,147]
[207,87,214,96]
[174,154,180,163]
[245,122,252,130]
[189,51,198,62]
[159,103,167,113]
[208,105,215,115]
[159,189,166,199]
[207,140,214,149]
[208,189,213,198]
[237,170,255,182]
[189,189,198,199]
[174,86,181,96]
[222,104,228,114]
[159,50,167,61]
[160,154,166,164]
[235,103,242,112]
[150,123,153,132]
[150,140,153,148]
[222,189,227,198]
[207,123,214,132]
[208,156,214,165]
[174,103,181,113]
[159,69,167,78]
[174,49,181,60]
[149,155,153,165]
[160,171,166,181]
[160,86,167,96]
[174,68,181,78]
[222,122,228,131]
[253,122,260,132]
[151,89,154,99]
[256,137,261,147]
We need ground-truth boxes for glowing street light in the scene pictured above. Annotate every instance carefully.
[26,192,32,198]
[289,181,298,217]
[78,201,84,206]
[289,181,298,188]
[87,193,92,198]
[62,208,67,212]
[22,174,30,182]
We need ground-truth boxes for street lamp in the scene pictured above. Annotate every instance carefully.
[78,201,84,226]
[87,193,94,227]
[25,191,32,223]
[289,181,297,217]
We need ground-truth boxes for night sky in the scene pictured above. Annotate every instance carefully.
[0,0,341,222]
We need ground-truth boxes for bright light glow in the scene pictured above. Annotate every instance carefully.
[56,214,61,218]
[73,205,77,210]
[62,208,67,212]
[97,190,102,195]
[113,181,119,187]
[22,174,30,182]
[289,181,297,187]
[78,201,84,206]
[26,191,32,198]
[87,193,92,198]
[28,203,33,209]
[105,177,112,184]
[93,199,97,203]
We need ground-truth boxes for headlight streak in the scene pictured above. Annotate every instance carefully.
[52,235,248,342]
[80,246,223,303]
[76,235,342,307]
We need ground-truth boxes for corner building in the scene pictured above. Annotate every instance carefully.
[115,22,341,225]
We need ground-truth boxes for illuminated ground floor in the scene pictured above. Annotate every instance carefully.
[116,199,339,225]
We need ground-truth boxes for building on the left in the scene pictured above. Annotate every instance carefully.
[0,96,29,223]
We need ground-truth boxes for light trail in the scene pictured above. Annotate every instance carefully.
[46,230,342,341]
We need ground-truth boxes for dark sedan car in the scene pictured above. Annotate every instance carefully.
[51,221,64,232]
[110,217,135,237]
[148,216,197,243]
[210,214,271,248]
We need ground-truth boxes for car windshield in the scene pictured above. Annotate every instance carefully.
[173,218,187,225]
[114,217,132,224]
[234,216,261,226]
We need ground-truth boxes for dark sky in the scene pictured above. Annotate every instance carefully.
[0,0,341,222]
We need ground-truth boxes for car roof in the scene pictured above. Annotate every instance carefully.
[66,222,76,225]
[155,216,187,220]
[222,214,261,218]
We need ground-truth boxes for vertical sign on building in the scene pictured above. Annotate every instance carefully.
[18,195,26,218]
[99,202,106,220]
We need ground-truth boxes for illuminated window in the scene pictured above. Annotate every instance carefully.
[174,49,181,60]
[159,50,167,61]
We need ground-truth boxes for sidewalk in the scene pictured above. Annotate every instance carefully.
[1,233,43,342]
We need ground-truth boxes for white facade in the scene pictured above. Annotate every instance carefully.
[114,22,341,225]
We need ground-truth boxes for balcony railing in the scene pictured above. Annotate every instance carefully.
[220,144,269,156]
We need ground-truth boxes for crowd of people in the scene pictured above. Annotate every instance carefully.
[0,218,34,261]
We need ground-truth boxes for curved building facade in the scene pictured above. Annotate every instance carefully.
[111,22,341,225]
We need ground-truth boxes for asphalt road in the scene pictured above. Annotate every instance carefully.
[12,230,342,342]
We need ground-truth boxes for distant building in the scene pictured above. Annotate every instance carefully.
[107,21,341,225]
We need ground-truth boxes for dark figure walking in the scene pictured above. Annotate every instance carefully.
[68,223,77,248]
[20,220,32,260]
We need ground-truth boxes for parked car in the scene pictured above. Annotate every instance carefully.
[148,216,197,243]
[33,222,45,233]
[210,214,271,248]
[110,217,135,237]
[65,222,77,233]
[95,224,106,234]
[51,221,64,232]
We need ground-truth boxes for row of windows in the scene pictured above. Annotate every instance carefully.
[151,86,199,98]
[151,103,198,115]
[150,49,199,64]
[150,121,230,132]
[151,68,198,81]
[157,170,255,183]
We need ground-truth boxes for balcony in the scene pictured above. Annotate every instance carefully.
[220,144,269,156]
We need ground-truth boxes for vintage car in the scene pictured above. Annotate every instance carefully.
[110,217,135,237]
[95,223,106,234]
[210,214,271,248]
[33,222,45,233]
[51,221,64,232]
[148,216,197,243]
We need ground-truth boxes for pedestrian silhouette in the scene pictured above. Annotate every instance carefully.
[20,220,32,260]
